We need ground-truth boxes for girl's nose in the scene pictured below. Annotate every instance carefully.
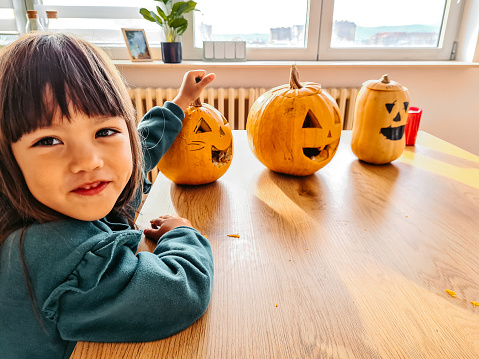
[68,146,104,173]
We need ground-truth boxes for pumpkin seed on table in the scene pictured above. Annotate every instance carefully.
[445,289,457,298]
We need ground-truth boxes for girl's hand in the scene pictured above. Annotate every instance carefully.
[143,215,193,242]
[172,70,216,111]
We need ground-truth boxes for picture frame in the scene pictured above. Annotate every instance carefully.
[121,28,153,62]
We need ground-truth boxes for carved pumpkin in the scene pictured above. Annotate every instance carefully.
[246,65,342,176]
[158,99,233,185]
[351,74,410,164]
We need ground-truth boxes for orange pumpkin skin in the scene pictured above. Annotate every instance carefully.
[158,103,233,185]
[351,75,410,165]
[246,69,342,176]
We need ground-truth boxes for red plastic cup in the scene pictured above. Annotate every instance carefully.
[405,107,422,146]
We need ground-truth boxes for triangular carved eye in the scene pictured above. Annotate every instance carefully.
[302,110,321,128]
[386,101,396,114]
[219,127,225,137]
[404,102,409,112]
[194,118,212,133]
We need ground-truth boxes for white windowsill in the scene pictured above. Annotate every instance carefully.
[113,60,479,68]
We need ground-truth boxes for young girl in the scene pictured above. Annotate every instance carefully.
[0,33,215,358]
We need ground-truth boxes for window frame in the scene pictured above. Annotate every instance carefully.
[8,0,469,62]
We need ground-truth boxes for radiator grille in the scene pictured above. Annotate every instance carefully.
[128,87,359,130]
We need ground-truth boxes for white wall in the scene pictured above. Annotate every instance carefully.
[117,63,479,156]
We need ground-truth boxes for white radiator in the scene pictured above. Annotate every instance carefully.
[128,87,359,130]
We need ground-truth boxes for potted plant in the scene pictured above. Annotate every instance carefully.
[140,0,198,63]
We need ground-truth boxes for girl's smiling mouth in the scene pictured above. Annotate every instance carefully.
[72,181,110,196]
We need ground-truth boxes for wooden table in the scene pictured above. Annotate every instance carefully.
[72,130,479,358]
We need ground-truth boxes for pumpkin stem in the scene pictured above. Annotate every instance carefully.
[192,97,202,107]
[290,64,302,89]
[380,74,390,84]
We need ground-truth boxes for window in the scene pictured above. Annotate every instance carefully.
[0,0,24,45]
[318,0,465,60]
[8,0,467,61]
[194,0,308,48]
[36,1,165,44]
[183,0,322,60]
[330,0,447,48]
[184,0,465,60]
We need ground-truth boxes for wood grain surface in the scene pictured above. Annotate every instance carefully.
[72,130,479,359]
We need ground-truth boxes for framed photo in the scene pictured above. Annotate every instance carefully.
[122,28,153,62]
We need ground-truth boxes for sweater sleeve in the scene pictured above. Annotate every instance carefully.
[138,102,184,175]
[41,225,214,343]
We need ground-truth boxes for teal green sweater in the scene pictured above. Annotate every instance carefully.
[0,103,214,359]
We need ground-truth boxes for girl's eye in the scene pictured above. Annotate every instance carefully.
[33,137,62,147]
[96,128,119,138]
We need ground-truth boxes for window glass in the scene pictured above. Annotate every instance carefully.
[0,8,14,19]
[39,1,163,44]
[47,19,162,45]
[42,0,149,5]
[193,0,309,48]
[331,0,447,48]
[0,4,18,45]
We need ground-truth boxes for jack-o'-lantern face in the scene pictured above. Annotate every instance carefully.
[351,74,410,165]
[247,66,342,176]
[295,91,342,167]
[158,103,233,185]
[380,98,410,141]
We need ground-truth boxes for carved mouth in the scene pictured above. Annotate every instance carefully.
[380,125,405,141]
[212,142,233,167]
[302,139,340,162]
[303,145,331,162]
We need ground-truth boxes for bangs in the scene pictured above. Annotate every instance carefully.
[0,33,132,143]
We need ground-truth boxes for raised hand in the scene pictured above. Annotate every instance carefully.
[172,70,216,111]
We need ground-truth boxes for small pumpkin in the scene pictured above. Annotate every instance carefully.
[246,65,342,176]
[158,98,233,185]
[351,74,410,164]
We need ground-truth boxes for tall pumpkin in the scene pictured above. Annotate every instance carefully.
[351,74,410,164]
[158,98,233,185]
[246,65,342,176]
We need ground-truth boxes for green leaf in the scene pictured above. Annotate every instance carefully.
[156,6,168,21]
[172,1,197,18]
[152,12,164,26]
[139,8,155,22]
[141,0,195,36]
[176,20,188,36]
[171,2,187,17]
[169,17,187,30]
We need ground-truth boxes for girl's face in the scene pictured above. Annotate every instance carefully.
[11,111,133,221]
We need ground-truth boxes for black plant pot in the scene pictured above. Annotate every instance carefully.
[161,42,182,63]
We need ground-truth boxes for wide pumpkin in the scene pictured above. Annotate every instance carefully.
[158,100,233,185]
[351,74,410,164]
[246,65,342,176]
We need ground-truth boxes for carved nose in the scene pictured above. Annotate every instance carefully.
[393,112,401,122]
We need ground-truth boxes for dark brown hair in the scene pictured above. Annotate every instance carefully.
[0,33,142,239]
